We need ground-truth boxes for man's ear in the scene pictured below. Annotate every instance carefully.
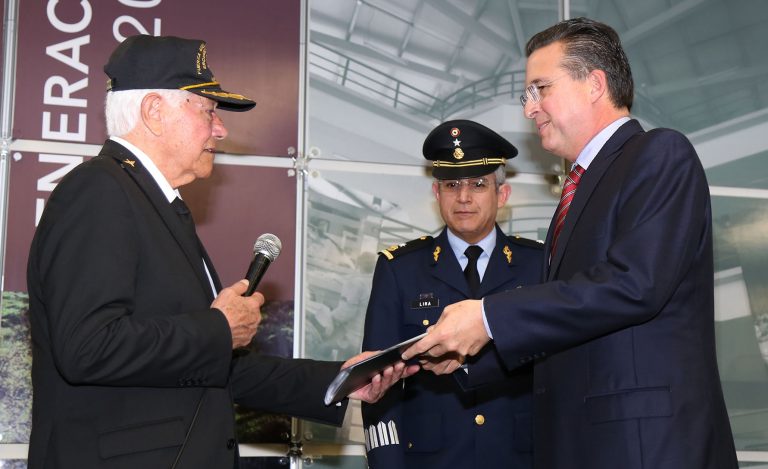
[497,183,511,207]
[140,92,163,136]
[588,69,608,104]
[432,180,441,201]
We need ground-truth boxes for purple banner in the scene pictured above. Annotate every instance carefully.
[6,0,300,297]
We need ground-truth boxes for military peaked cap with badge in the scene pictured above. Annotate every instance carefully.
[104,35,256,112]
[423,119,518,179]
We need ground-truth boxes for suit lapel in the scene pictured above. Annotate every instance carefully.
[100,140,217,300]
[547,120,645,279]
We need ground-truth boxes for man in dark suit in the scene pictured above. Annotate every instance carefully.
[403,18,739,469]
[362,120,542,468]
[26,35,415,469]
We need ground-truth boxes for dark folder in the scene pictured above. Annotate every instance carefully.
[324,333,426,405]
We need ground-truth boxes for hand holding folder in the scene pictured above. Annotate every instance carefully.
[324,333,426,405]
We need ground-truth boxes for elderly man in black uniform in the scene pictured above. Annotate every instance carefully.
[26,35,416,469]
[361,120,543,468]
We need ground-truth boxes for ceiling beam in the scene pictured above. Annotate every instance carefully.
[621,0,710,46]
[446,0,490,72]
[423,0,521,62]
[397,0,425,58]
[506,0,528,59]
[647,64,768,96]
[345,0,363,41]
[311,30,460,83]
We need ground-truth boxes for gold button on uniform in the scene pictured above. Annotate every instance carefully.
[474,414,485,425]
[422,319,430,326]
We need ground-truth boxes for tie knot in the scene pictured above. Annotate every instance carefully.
[171,197,195,228]
[567,164,585,185]
[171,197,190,216]
[464,245,483,262]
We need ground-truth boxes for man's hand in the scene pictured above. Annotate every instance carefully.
[212,279,264,349]
[418,352,466,375]
[342,351,420,403]
[401,299,489,364]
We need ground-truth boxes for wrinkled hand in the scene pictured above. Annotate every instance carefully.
[212,279,264,349]
[401,299,489,363]
[343,351,420,403]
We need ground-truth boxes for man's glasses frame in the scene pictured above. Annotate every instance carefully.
[437,177,499,194]
[519,75,567,108]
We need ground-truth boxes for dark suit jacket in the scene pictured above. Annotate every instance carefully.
[362,227,542,469]
[26,140,346,469]
[477,120,737,469]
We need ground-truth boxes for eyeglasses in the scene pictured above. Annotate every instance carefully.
[437,177,497,194]
[519,75,566,107]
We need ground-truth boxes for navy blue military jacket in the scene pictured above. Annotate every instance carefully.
[361,226,543,469]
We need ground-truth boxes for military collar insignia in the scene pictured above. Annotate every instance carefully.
[503,245,513,264]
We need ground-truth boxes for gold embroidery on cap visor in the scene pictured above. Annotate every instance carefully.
[179,82,252,101]
[433,157,506,168]
[198,90,251,100]
[180,81,221,90]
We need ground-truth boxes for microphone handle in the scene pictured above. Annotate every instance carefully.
[244,254,272,296]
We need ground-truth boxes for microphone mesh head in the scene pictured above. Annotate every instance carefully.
[253,233,282,262]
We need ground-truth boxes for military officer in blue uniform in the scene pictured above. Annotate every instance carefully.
[361,120,543,469]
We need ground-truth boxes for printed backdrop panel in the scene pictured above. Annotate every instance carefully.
[0,0,301,448]
[5,0,300,295]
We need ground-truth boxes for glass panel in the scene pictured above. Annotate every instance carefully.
[304,0,561,460]
[301,165,557,448]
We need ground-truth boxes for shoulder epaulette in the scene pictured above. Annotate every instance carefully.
[379,236,433,261]
[507,235,545,250]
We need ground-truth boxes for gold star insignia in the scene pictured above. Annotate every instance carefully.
[503,245,513,264]
[123,159,136,168]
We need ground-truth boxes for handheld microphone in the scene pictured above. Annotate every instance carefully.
[243,233,282,296]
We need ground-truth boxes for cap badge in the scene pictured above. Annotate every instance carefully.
[433,246,441,262]
[450,127,461,137]
[453,148,464,160]
[503,245,513,264]
[452,138,461,147]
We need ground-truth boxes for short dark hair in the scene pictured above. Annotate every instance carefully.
[525,17,634,111]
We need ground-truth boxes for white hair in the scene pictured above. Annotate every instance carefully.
[492,165,507,186]
[104,89,189,137]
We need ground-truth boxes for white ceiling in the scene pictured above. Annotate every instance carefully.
[309,0,768,135]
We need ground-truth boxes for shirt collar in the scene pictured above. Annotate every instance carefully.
[446,227,496,261]
[110,136,180,203]
[574,116,631,170]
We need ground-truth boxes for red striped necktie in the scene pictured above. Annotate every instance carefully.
[550,164,585,257]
